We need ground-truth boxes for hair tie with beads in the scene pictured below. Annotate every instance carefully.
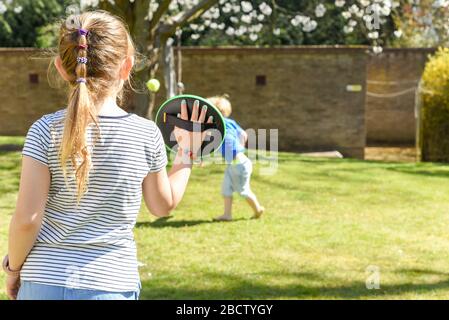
[78,44,88,50]
[78,28,89,36]
[76,78,87,84]
[77,57,88,64]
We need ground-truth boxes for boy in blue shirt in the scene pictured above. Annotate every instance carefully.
[208,95,265,221]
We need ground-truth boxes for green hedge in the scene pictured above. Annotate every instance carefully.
[419,48,449,162]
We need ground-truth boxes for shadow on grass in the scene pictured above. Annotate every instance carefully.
[251,175,300,191]
[140,269,449,299]
[136,216,247,229]
[296,159,449,180]
[0,145,23,152]
[394,268,449,276]
[386,165,449,179]
[251,166,374,188]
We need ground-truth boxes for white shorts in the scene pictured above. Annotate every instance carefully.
[222,155,253,198]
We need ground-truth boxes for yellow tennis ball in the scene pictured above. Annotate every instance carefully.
[146,79,160,93]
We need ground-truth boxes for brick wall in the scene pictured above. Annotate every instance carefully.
[366,48,434,145]
[0,46,368,158]
[0,48,67,136]
[171,47,368,158]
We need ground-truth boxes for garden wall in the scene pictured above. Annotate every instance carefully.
[366,48,434,145]
[168,47,368,159]
[0,46,369,158]
[0,48,67,137]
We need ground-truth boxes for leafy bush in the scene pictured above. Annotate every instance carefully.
[36,23,60,48]
[0,0,71,48]
[419,47,449,162]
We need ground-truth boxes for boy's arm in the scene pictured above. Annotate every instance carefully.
[239,130,248,147]
[235,122,248,147]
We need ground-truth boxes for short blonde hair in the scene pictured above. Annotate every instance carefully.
[208,94,232,118]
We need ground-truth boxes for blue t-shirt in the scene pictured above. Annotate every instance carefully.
[221,118,246,163]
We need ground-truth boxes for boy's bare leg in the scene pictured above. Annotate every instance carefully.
[246,193,265,219]
[214,197,233,221]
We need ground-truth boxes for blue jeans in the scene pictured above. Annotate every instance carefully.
[17,281,140,300]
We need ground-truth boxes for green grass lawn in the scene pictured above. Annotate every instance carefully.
[2,136,449,299]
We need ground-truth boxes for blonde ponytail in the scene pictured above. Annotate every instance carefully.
[59,28,99,203]
[56,11,135,203]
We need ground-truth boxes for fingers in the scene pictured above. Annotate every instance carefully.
[181,100,188,120]
[207,115,213,123]
[191,100,199,122]
[198,105,208,123]
[181,100,211,123]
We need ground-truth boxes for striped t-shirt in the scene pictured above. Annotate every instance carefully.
[20,109,167,292]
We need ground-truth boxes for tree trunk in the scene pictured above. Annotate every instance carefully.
[99,0,153,118]
[146,49,161,119]
[129,0,151,118]
[163,37,177,99]
[98,0,219,118]
[176,30,184,95]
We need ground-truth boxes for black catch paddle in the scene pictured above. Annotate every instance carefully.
[155,95,226,156]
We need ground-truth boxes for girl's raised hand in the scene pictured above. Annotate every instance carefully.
[173,99,213,159]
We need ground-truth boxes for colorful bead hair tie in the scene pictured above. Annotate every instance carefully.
[78,28,89,36]
[78,44,88,50]
[77,57,88,64]
[76,78,87,84]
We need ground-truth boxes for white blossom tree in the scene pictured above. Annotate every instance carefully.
[1,0,444,117]
[182,1,398,49]
[95,0,401,116]
[393,0,449,47]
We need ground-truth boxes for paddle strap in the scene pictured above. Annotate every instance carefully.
[164,113,216,132]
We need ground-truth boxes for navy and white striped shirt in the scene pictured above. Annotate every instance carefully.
[20,109,167,292]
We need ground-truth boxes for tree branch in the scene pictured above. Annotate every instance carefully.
[158,0,219,37]
[149,0,173,32]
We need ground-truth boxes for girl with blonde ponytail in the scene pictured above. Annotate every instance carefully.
[60,27,98,203]
[5,11,210,300]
